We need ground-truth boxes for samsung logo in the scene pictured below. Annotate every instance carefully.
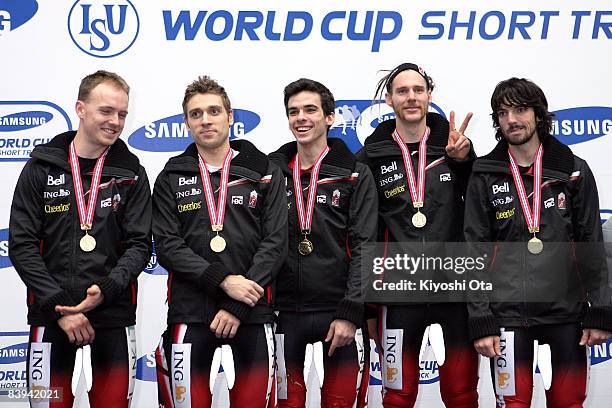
[552,107,612,145]
[0,101,72,162]
[0,228,10,269]
[0,111,52,131]
[0,343,28,364]
[135,352,156,381]
[128,110,261,152]
[0,0,38,34]
[144,241,167,276]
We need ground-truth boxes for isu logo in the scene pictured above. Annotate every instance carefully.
[386,367,398,383]
[497,371,510,389]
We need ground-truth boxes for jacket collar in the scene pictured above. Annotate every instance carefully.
[30,130,141,175]
[165,139,269,179]
[269,137,356,176]
[475,136,574,177]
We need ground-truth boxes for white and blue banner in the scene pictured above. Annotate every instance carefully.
[1,1,610,406]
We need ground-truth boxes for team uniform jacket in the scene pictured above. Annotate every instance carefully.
[269,138,378,326]
[153,140,287,326]
[356,113,474,310]
[9,131,152,328]
[356,113,474,246]
[464,136,612,341]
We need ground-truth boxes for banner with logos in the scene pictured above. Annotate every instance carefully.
[1,0,610,406]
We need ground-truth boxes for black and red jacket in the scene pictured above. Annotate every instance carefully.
[464,136,612,341]
[9,131,152,328]
[153,140,287,325]
[356,113,475,246]
[269,138,378,326]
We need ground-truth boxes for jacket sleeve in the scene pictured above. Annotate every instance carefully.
[95,166,153,305]
[9,160,77,320]
[332,164,378,327]
[153,170,232,296]
[355,147,382,321]
[217,164,288,322]
[464,172,500,341]
[571,160,612,331]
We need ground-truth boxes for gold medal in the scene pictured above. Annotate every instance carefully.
[412,210,427,228]
[80,232,96,252]
[69,142,109,254]
[210,234,226,253]
[527,236,543,255]
[298,238,313,256]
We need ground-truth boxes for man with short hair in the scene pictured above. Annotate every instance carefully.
[153,76,286,407]
[9,70,152,407]
[465,77,612,407]
[356,63,479,407]
[269,78,377,407]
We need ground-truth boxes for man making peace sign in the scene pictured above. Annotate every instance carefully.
[357,62,479,407]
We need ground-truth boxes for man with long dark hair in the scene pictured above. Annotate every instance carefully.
[465,77,612,407]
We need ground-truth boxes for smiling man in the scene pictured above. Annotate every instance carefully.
[9,70,152,407]
[153,76,286,407]
[269,78,377,407]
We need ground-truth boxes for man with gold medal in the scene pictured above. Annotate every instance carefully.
[153,76,286,407]
[9,71,152,407]
[466,78,612,406]
[269,79,378,407]
[356,63,480,407]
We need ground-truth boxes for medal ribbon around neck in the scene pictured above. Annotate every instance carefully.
[69,141,110,232]
[197,148,233,232]
[508,143,544,235]
[292,146,330,233]
[391,127,430,208]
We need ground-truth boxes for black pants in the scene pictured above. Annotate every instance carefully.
[27,324,135,408]
[379,303,479,408]
[275,311,368,408]
[490,323,587,408]
[156,323,274,408]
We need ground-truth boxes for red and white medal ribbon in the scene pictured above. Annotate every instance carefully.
[391,127,430,208]
[292,146,330,233]
[69,141,109,231]
[197,149,233,231]
[508,144,544,234]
